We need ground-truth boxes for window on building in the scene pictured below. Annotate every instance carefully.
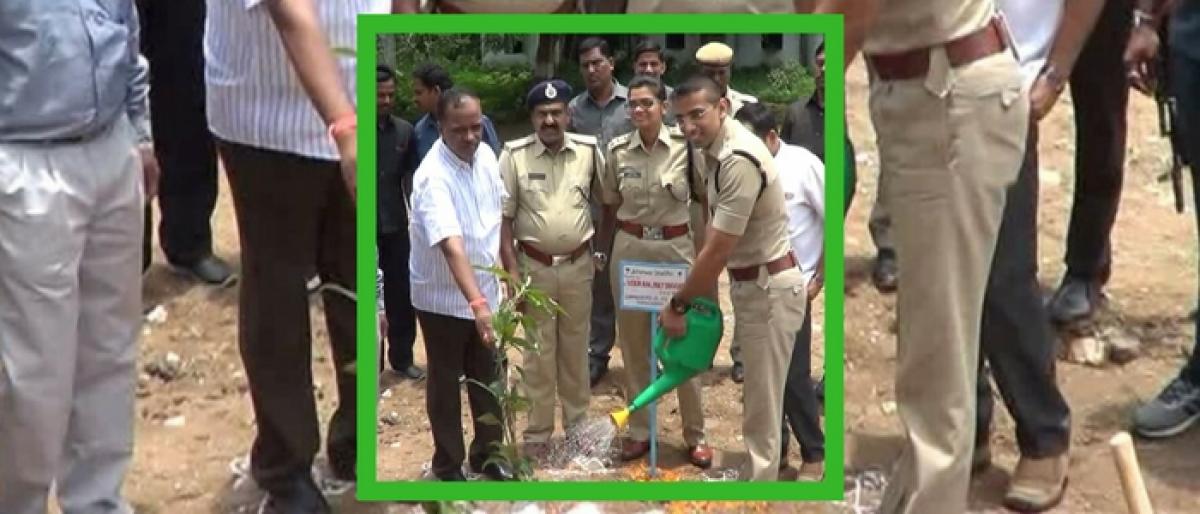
[763,34,783,52]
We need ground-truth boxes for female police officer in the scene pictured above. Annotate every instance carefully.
[596,75,713,468]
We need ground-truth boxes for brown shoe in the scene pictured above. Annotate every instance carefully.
[620,440,650,461]
[687,444,713,469]
[796,461,824,482]
[1004,453,1069,512]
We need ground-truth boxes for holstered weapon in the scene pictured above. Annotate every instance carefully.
[1153,19,1190,213]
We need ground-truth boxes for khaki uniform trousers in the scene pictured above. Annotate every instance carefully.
[610,229,706,447]
[869,50,1028,514]
[731,266,807,481]
[520,249,593,443]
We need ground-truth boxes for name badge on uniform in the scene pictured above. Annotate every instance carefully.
[529,173,547,180]
[618,167,641,179]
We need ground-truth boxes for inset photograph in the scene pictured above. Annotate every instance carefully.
[363,16,844,500]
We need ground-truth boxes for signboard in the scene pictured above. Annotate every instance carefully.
[618,260,689,313]
[616,259,690,478]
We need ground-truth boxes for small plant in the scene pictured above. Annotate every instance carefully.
[467,265,562,481]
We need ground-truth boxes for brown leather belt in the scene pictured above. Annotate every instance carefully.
[618,220,689,241]
[519,241,589,267]
[727,252,798,282]
[867,16,1009,81]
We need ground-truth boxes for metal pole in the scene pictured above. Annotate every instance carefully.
[649,319,658,478]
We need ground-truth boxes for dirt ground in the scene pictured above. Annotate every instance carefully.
[121,58,1199,513]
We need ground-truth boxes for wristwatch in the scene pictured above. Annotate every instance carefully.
[1133,9,1156,30]
[669,295,689,315]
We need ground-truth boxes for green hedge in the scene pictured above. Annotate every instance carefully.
[386,63,813,126]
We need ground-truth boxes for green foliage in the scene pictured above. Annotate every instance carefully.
[454,66,535,122]
[729,63,815,105]
[466,265,564,482]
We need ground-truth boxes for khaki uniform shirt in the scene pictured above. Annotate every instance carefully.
[864,0,995,54]
[700,120,792,269]
[501,132,604,254]
[625,0,796,13]
[600,124,701,228]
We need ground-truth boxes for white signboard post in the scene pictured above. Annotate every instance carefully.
[617,260,690,478]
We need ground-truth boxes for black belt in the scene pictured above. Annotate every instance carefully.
[2,122,113,146]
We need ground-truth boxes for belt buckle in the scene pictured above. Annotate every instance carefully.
[552,254,569,266]
[642,226,664,240]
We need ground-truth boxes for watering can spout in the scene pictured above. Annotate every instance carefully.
[610,407,631,428]
[629,369,692,412]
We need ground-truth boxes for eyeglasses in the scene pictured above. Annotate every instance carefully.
[676,106,713,123]
[626,99,659,111]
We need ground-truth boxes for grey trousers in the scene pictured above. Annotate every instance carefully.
[0,116,144,514]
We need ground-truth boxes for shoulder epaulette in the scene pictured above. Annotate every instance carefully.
[566,132,598,147]
[503,134,537,152]
[606,131,633,152]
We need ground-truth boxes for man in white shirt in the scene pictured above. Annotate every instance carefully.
[409,88,516,483]
[734,103,826,482]
[205,0,387,511]
[971,0,1104,510]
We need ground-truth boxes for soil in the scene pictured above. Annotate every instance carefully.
[119,59,1199,513]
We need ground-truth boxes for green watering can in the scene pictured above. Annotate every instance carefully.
[610,297,723,428]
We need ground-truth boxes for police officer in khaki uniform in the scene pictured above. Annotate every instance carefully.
[818,0,1029,511]
[660,76,806,482]
[695,42,759,384]
[596,75,713,469]
[695,42,760,119]
[499,80,602,454]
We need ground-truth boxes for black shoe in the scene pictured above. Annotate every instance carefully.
[260,475,330,514]
[471,460,518,481]
[872,249,898,293]
[731,362,745,384]
[1048,277,1100,323]
[171,254,234,285]
[394,364,426,380]
[589,360,608,387]
[435,469,467,481]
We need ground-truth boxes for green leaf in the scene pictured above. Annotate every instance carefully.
[477,413,502,426]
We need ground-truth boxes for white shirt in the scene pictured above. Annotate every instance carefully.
[772,143,825,285]
[998,0,1065,88]
[204,0,388,160]
[409,139,507,320]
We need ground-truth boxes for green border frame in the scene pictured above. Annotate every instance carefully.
[356,14,845,502]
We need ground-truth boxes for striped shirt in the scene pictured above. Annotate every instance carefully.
[409,139,507,320]
[204,0,388,160]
